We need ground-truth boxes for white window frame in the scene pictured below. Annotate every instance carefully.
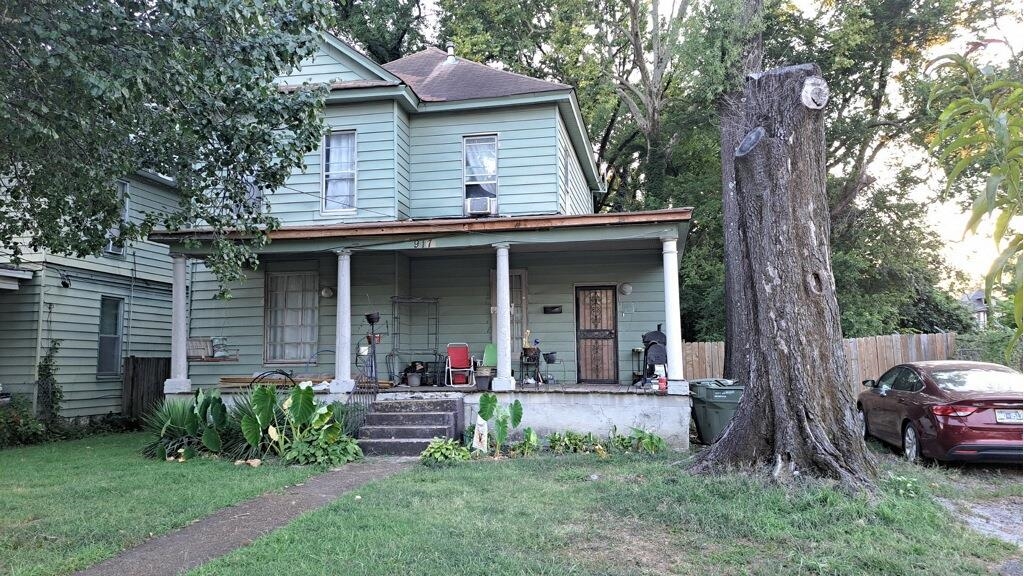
[97,296,124,376]
[462,133,498,204]
[321,130,357,215]
[264,271,320,364]
[104,180,129,256]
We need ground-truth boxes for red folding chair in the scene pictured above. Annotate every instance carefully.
[445,343,476,388]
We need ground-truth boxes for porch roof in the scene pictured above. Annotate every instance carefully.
[151,209,692,254]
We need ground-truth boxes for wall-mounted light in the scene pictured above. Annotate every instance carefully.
[619,283,633,296]
[58,270,72,288]
[320,286,335,298]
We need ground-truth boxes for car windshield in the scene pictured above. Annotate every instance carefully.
[930,368,1024,394]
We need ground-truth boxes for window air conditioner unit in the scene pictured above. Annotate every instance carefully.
[465,196,496,216]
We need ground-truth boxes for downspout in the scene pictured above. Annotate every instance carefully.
[126,248,137,356]
[30,265,47,413]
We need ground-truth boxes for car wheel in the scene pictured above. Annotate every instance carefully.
[857,407,869,439]
[902,423,921,463]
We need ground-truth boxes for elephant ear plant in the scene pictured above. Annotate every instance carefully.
[242,384,362,466]
[475,392,524,457]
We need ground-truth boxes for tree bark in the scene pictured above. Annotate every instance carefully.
[721,0,762,379]
[692,64,875,491]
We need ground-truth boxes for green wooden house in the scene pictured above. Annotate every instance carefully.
[0,172,178,417]
[151,34,694,447]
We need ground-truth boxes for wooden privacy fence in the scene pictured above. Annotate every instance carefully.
[122,356,170,420]
[683,333,957,390]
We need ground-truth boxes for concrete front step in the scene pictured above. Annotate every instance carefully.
[359,424,454,440]
[371,399,461,413]
[359,438,434,457]
[363,411,455,427]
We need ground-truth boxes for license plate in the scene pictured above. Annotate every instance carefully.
[995,409,1023,424]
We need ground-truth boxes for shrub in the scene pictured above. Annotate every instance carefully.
[420,437,470,466]
[240,383,363,467]
[35,340,63,425]
[141,389,230,460]
[546,430,604,454]
[0,395,46,448]
[509,427,539,457]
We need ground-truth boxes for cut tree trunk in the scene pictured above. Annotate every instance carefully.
[692,64,875,490]
[721,0,762,380]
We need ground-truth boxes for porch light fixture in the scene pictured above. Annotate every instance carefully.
[619,283,633,296]
[320,286,335,298]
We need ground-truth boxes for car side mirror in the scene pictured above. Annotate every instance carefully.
[863,379,877,388]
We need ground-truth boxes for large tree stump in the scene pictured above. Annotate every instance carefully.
[692,64,875,490]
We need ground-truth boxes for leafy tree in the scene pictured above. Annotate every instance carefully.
[0,0,333,287]
[330,0,427,63]
[926,43,1022,338]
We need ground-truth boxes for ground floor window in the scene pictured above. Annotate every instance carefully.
[265,271,319,363]
[97,296,124,375]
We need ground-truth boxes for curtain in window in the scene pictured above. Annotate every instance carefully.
[464,136,497,198]
[325,132,356,211]
[265,272,319,363]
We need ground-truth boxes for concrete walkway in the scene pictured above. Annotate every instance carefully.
[75,458,415,576]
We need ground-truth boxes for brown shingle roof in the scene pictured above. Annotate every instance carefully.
[382,47,571,102]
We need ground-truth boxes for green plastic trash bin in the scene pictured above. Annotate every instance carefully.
[689,378,745,443]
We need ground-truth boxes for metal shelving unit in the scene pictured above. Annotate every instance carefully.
[386,297,442,384]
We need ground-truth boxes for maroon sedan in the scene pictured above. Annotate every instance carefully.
[857,361,1023,462]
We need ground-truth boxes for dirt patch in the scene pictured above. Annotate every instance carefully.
[937,496,1023,547]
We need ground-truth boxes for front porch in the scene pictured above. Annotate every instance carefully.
[155,210,694,450]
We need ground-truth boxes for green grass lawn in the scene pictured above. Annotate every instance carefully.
[0,433,319,576]
[189,451,1018,576]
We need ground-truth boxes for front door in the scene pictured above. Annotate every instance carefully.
[575,286,618,384]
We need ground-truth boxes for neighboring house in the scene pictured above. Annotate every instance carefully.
[151,34,692,411]
[961,289,989,329]
[0,172,179,417]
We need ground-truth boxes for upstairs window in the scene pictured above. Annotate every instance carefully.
[323,131,356,212]
[97,296,124,375]
[104,181,128,256]
[463,135,497,200]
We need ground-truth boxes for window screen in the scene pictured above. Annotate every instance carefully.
[265,272,319,363]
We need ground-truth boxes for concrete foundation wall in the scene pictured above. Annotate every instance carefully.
[462,391,691,450]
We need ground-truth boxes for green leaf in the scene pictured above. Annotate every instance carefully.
[241,414,262,448]
[509,399,523,428]
[209,399,227,428]
[202,427,222,452]
[184,412,199,436]
[288,386,316,426]
[478,393,497,421]
[251,385,276,426]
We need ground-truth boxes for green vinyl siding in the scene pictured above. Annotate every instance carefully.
[30,267,171,417]
[409,105,559,219]
[395,104,411,220]
[557,112,593,215]
[270,101,397,225]
[0,271,43,397]
[41,175,178,283]
[187,253,406,385]
[281,44,373,85]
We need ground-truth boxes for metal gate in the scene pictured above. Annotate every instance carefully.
[575,286,618,384]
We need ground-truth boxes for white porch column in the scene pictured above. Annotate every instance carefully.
[332,249,355,393]
[164,254,191,394]
[661,237,687,394]
[492,243,515,391]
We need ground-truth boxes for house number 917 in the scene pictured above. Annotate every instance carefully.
[413,239,434,248]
